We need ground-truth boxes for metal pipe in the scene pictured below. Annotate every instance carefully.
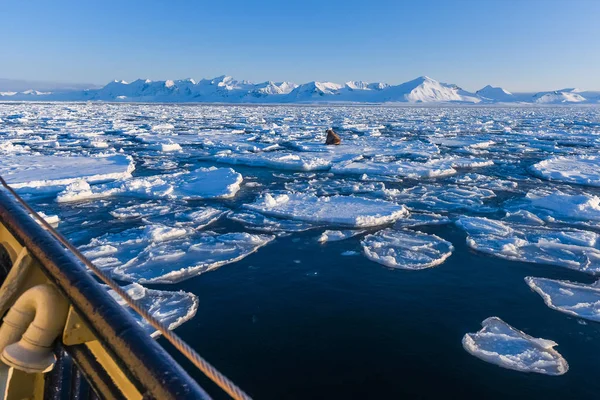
[0,284,69,373]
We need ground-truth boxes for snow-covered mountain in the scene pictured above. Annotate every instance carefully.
[476,85,515,102]
[1,75,598,104]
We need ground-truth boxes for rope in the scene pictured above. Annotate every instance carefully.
[0,176,252,400]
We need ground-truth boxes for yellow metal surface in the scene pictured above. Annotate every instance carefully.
[63,307,96,346]
[86,340,143,400]
[3,367,44,400]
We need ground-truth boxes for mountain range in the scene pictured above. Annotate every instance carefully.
[1,75,599,104]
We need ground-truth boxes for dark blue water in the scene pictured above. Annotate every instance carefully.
[159,220,600,399]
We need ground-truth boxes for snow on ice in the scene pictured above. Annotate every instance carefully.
[463,317,568,375]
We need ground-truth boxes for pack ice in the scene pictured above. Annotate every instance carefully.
[112,232,275,283]
[1,155,134,188]
[463,317,568,375]
[532,156,600,187]
[361,229,453,269]
[525,277,600,323]
[456,216,600,274]
[107,283,198,338]
[171,167,243,199]
[244,192,408,227]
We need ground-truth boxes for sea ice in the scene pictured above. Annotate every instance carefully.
[213,152,331,171]
[172,167,243,199]
[331,160,456,179]
[531,156,600,187]
[462,317,568,375]
[456,216,600,274]
[227,211,316,233]
[113,232,275,283]
[392,212,451,228]
[388,185,496,212]
[318,229,365,243]
[244,192,408,227]
[361,229,453,269]
[107,283,198,337]
[1,154,134,188]
[525,277,600,322]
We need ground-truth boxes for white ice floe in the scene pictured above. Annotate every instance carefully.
[113,232,274,283]
[388,185,496,212]
[331,160,456,179]
[110,202,173,219]
[456,216,600,274]
[213,152,331,171]
[430,137,496,149]
[462,317,568,375]
[57,180,118,203]
[172,167,242,199]
[318,229,365,243]
[244,192,408,227]
[35,211,59,227]
[532,156,600,187]
[1,154,135,188]
[361,229,453,269]
[176,207,229,230]
[508,189,600,226]
[451,173,518,191]
[525,276,600,322]
[107,283,198,337]
[392,212,451,228]
[228,211,316,233]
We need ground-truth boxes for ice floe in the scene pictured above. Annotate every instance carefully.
[361,229,453,269]
[213,152,331,171]
[228,211,316,233]
[244,192,408,227]
[525,277,600,323]
[107,283,198,337]
[462,317,568,375]
[1,154,134,188]
[172,167,243,199]
[456,216,600,274]
[388,185,496,212]
[113,232,274,283]
[532,156,600,187]
[318,229,365,243]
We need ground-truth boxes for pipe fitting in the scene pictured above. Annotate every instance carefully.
[0,283,69,373]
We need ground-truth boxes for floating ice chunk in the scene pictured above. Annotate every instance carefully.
[244,192,408,228]
[214,152,331,171]
[451,173,518,191]
[393,212,451,228]
[434,157,494,169]
[430,137,496,149]
[1,154,135,188]
[177,207,228,230]
[113,232,274,283]
[511,189,600,225]
[332,160,456,179]
[525,276,600,323]
[110,202,173,219]
[285,178,386,196]
[457,216,600,274]
[462,317,568,375]
[318,229,365,243]
[34,211,59,227]
[389,185,496,212]
[532,156,600,187]
[502,210,545,226]
[107,283,198,338]
[172,167,242,199]
[227,211,316,232]
[361,229,453,269]
[57,180,118,203]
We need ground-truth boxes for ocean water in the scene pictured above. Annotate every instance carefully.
[2,103,600,398]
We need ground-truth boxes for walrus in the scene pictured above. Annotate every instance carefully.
[325,128,341,145]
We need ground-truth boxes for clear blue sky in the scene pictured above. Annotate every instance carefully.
[1,0,599,92]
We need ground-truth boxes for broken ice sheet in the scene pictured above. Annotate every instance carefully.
[463,317,568,375]
[244,192,408,228]
[525,276,600,323]
[112,232,275,284]
[361,229,453,269]
[456,216,600,275]
[107,283,198,338]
